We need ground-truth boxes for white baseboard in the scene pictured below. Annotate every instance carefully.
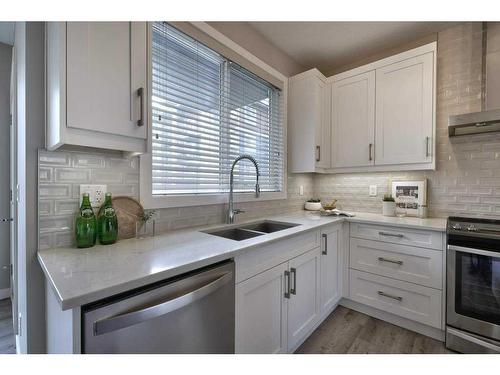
[340,298,445,342]
[0,288,10,300]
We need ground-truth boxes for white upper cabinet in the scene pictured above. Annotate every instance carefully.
[46,22,148,153]
[288,69,330,172]
[287,42,436,173]
[331,71,375,168]
[375,52,434,165]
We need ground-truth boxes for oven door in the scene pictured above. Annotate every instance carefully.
[447,244,500,342]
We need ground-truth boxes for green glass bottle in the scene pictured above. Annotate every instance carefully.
[75,193,97,248]
[98,193,118,245]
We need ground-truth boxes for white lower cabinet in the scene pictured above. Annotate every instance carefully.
[349,270,442,329]
[287,248,321,352]
[235,247,322,354]
[235,262,288,354]
[320,225,341,315]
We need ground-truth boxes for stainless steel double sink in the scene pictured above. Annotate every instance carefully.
[202,220,300,241]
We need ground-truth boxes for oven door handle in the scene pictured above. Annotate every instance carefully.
[448,244,500,258]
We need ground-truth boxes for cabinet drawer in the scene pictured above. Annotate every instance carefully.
[350,223,443,250]
[235,230,320,283]
[350,238,442,289]
[349,270,442,328]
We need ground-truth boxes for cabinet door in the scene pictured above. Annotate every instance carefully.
[289,71,329,172]
[315,80,331,169]
[320,226,340,314]
[331,71,375,168]
[235,262,288,354]
[375,52,434,165]
[66,22,147,139]
[287,247,321,352]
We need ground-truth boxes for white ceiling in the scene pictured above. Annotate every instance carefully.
[248,22,459,73]
[0,22,15,46]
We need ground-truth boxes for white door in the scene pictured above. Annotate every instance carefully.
[331,71,375,168]
[235,262,288,354]
[287,247,321,352]
[66,22,147,139]
[315,79,331,169]
[320,226,340,315]
[375,52,434,165]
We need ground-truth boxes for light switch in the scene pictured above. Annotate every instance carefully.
[369,185,377,197]
[299,185,304,196]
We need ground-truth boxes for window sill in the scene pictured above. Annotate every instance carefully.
[140,191,287,209]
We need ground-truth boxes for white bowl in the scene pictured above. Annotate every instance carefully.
[304,202,322,211]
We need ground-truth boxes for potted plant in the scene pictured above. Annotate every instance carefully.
[305,198,322,211]
[382,194,396,217]
[136,210,156,239]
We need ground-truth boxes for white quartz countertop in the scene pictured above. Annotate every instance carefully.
[38,211,446,310]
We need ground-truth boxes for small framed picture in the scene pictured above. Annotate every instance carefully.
[391,179,427,217]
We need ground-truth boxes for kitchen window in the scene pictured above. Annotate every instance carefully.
[143,22,285,207]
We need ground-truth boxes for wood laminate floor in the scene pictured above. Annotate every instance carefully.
[296,306,454,354]
[0,299,15,354]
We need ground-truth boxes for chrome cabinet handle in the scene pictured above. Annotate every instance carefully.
[137,87,144,127]
[322,233,328,255]
[378,231,404,238]
[284,270,291,299]
[290,268,297,295]
[377,291,402,301]
[369,143,373,161]
[426,136,430,157]
[93,271,232,336]
[378,257,403,265]
[316,145,321,162]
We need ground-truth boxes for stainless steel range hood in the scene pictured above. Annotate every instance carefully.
[449,23,500,136]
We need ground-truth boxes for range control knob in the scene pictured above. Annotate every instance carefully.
[467,225,478,232]
[451,223,462,230]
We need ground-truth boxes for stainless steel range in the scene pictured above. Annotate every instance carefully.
[446,217,500,353]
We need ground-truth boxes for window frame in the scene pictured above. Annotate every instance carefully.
[140,22,288,209]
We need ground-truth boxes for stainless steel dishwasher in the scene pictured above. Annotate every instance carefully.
[82,260,234,353]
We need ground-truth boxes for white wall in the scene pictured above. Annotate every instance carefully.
[0,42,12,292]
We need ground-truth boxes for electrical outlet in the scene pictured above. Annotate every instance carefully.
[369,185,377,197]
[299,185,304,196]
[79,184,107,208]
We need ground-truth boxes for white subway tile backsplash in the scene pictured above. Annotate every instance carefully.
[72,153,106,168]
[55,168,91,183]
[39,184,72,199]
[39,148,313,249]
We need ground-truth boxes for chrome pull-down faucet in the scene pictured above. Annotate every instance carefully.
[227,155,260,224]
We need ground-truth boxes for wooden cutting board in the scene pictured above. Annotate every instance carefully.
[112,196,144,240]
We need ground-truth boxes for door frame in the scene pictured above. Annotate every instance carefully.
[9,41,18,337]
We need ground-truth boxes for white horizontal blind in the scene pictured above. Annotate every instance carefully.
[151,22,283,196]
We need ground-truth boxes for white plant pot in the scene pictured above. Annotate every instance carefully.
[304,202,322,211]
[382,201,396,217]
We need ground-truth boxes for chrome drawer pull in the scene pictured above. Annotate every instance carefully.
[284,270,291,299]
[322,233,328,255]
[378,231,404,238]
[377,291,402,301]
[290,268,297,295]
[377,257,403,265]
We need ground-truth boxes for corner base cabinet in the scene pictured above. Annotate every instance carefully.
[46,22,148,154]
